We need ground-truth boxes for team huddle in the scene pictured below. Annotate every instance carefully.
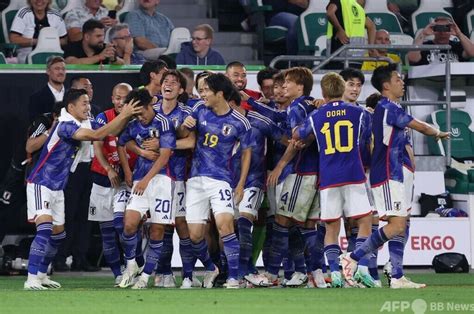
[23,62,449,290]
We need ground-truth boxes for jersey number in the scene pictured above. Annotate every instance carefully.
[203,133,219,147]
[320,120,354,154]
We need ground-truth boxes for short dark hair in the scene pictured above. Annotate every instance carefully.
[257,67,279,87]
[371,63,398,92]
[82,19,105,34]
[125,88,153,108]
[227,88,241,105]
[195,70,212,90]
[158,55,176,69]
[46,56,65,69]
[180,67,194,80]
[139,60,168,85]
[365,92,382,110]
[63,88,88,112]
[160,70,187,91]
[69,75,90,88]
[204,73,236,101]
[52,101,64,116]
[273,72,285,85]
[225,61,245,72]
[339,67,365,85]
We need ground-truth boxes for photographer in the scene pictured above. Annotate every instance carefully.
[64,19,124,65]
[407,16,474,65]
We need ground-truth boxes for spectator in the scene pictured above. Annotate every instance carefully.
[256,67,279,100]
[28,56,66,122]
[361,29,401,71]
[407,17,474,65]
[70,76,101,116]
[65,0,117,42]
[225,61,262,110]
[326,0,376,67]
[139,60,169,97]
[125,0,174,61]
[9,0,67,64]
[175,24,225,65]
[109,24,145,65]
[64,19,124,65]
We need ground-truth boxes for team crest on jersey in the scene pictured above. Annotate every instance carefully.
[149,128,160,138]
[171,117,180,129]
[394,202,401,211]
[222,124,233,136]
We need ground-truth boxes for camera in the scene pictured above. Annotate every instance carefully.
[108,10,117,19]
[432,24,451,32]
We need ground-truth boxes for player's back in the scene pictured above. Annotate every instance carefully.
[312,101,367,189]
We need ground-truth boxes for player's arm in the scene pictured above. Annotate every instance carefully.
[246,97,287,122]
[124,140,159,161]
[93,141,121,188]
[72,100,140,141]
[406,143,415,170]
[117,145,133,188]
[407,118,450,141]
[176,131,196,150]
[267,143,298,187]
[133,147,172,195]
[235,147,251,205]
[26,130,50,153]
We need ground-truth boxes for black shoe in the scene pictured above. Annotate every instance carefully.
[71,260,100,272]
[53,262,70,272]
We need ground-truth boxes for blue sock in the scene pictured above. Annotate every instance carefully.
[317,224,327,272]
[121,232,137,260]
[28,222,53,275]
[220,251,228,274]
[356,237,369,267]
[237,217,253,277]
[222,233,240,280]
[267,222,288,276]
[262,218,274,270]
[113,212,124,236]
[347,227,358,252]
[247,257,257,274]
[99,221,121,277]
[282,254,295,280]
[350,227,388,261]
[135,230,145,267]
[192,240,215,271]
[389,221,409,280]
[324,244,341,273]
[39,230,65,274]
[143,240,163,275]
[179,237,195,279]
[300,227,318,272]
[289,226,306,274]
[368,224,380,280]
[156,230,174,275]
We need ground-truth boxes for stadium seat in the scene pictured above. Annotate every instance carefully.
[364,0,403,33]
[60,0,82,18]
[467,9,474,38]
[0,52,6,63]
[411,0,453,35]
[444,162,474,194]
[117,0,137,23]
[161,27,191,58]
[52,0,68,11]
[1,0,27,44]
[389,33,413,63]
[297,0,329,54]
[27,27,63,64]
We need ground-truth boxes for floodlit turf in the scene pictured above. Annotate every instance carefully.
[0,273,473,314]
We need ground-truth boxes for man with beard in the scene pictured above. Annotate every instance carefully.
[64,19,124,65]
[225,61,262,111]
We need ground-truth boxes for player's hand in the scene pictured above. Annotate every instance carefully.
[183,116,196,129]
[107,167,121,188]
[312,99,325,108]
[120,99,141,118]
[239,91,250,101]
[291,139,306,150]
[234,185,244,206]
[143,137,160,151]
[133,178,150,196]
[336,29,349,44]
[257,96,270,105]
[436,131,450,141]
[267,168,282,187]
[365,106,374,114]
[140,148,159,161]
[124,169,133,188]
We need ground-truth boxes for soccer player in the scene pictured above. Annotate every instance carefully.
[24,88,139,290]
[341,63,449,288]
[139,60,168,97]
[117,89,176,289]
[181,73,253,289]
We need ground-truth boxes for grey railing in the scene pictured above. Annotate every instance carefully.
[270,43,453,166]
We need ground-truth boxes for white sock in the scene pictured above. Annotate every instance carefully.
[126,259,137,269]
[27,273,38,281]
[358,265,369,274]
[37,272,47,279]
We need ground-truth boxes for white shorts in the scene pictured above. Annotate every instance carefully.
[372,180,408,219]
[126,175,175,225]
[113,184,131,214]
[88,183,115,222]
[320,183,372,221]
[276,173,320,223]
[26,183,65,225]
[185,176,235,223]
[238,187,265,217]
[267,181,284,218]
[175,181,186,218]
[403,167,414,211]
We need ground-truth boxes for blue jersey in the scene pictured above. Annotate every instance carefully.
[353,104,372,170]
[27,121,82,191]
[118,113,176,181]
[154,101,192,181]
[299,101,368,189]
[186,98,204,108]
[402,129,414,171]
[247,98,287,123]
[232,110,287,189]
[288,96,318,175]
[189,103,252,184]
[370,97,414,186]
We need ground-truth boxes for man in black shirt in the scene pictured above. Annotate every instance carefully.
[408,16,474,65]
[64,19,124,65]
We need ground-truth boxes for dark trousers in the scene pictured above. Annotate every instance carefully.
[55,162,92,265]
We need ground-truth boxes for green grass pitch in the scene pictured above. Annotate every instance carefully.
[0,272,473,313]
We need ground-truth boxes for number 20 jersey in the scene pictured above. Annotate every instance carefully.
[299,100,369,189]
